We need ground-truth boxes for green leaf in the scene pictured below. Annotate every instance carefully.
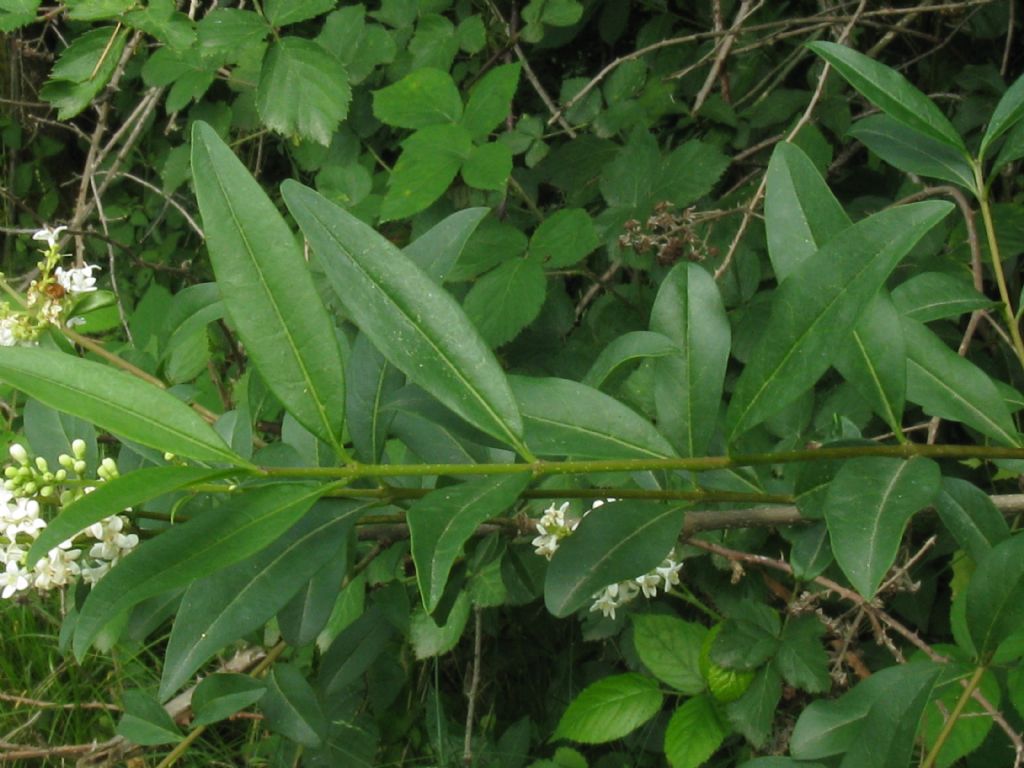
[902,317,1021,446]
[257,37,351,146]
[727,201,952,440]
[764,142,851,282]
[0,347,243,467]
[278,545,351,648]
[774,615,830,693]
[262,664,327,748]
[23,398,97,473]
[631,614,707,694]
[992,119,1024,175]
[197,9,270,60]
[935,477,1010,562]
[282,182,527,454]
[462,141,513,191]
[918,654,999,768]
[461,63,521,139]
[40,26,128,118]
[849,115,977,192]
[788,522,833,581]
[651,139,730,208]
[545,501,684,617]
[807,41,966,153]
[980,72,1024,160]
[528,209,599,269]
[345,334,403,463]
[73,483,326,657]
[318,606,395,696]
[664,694,728,768]
[582,331,679,389]
[27,466,236,565]
[124,0,195,50]
[0,0,40,31]
[381,124,472,220]
[65,0,132,20]
[891,272,997,322]
[966,533,1024,658]
[825,457,941,598]
[650,263,731,457]
[159,500,369,700]
[600,129,660,209]
[373,68,462,129]
[191,122,348,455]
[404,207,489,284]
[409,475,530,612]
[263,0,334,27]
[713,604,780,670]
[192,674,266,726]
[726,667,782,749]
[463,259,546,347]
[116,690,182,746]
[410,589,472,659]
[553,673,662,744]
[510,375,675,460]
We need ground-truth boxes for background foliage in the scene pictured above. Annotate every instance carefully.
[2,0,1024,766]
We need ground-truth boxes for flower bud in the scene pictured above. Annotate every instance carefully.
[72,439,87,459]
[54,469,67,482]
[23,482,37,495]
[73,460,87,475]
[4,466,17,479]
[39,485,53,497]
[58,454,74,470]
[34,457,48,473]
[100,458,118,478]
[9,444,28,465]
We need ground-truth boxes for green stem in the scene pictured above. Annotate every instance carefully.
[973,162,1024,370]
[920,664,986,768]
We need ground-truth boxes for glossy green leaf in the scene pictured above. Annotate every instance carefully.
[191,122,348,455]
[553,673,662,744]
[192,674,267,726]
[345,334,403,463]
[73,483,326,657]
[372,67,462,129]
[257,37,350,146]
[726,667,782,749]
[545,501,684,617]
[197,8,269,59]
[462,141,513,190]
[849,114,977,192]
[935,477,1009,562]
[727,201,952,440]
[0,347,243,467]
[159,500,369,700]
[631,614,706,694]
[891,272,996,322]
[463,258,546,347]
[825,457,941,598]
[966,533,1024,658]
[262,664,327,748]
[381,124,472,220]
[511,375,675,460]
[582,331,678,389]
[115,690,182,746]
[650,262,731,457]
[903,317,1021,446]
[409,474,530,612]
[282,181,527,454]
[980,72,1024,160]
[664,694,728,768]
[527,208,599,269]
[27,466,236,564]
[461,63,520,139]
[403,207,489,284]
[807,42,966,153]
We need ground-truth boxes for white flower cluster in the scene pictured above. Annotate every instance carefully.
[532,498,684,620]
[0,441,137,600]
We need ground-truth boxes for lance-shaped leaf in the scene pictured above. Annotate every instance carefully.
[807,41,966,154]
[650,263,730,457]
[935,476,1009,563]
[545,501,685,617]
[966,533,1024,658]
[409,474,530,612]
[159,499,370,700]
[403,207,489,284]
[726,200,952,441]
[282,181,527,455]
[191,122,348,456]
[510,375,675,459]
[0,347,243,467]
[980,72,1024,160]
[345,333,403,464]
[28,466,239,564]
[582,331,679,390]
[73,482,326,658]
[824,457,941,598]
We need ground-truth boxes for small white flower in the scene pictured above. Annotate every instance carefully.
[87,515,137,561]
[635,571,661,598]
[32,546,81,590]
[81,561,110,584]
[590,587,620,619]
[0,317,17,347]
[8,444,28,465]
[531,531,560,560]
[656,557,683,590]
[0,560,29,598]
[54,264,100,294]
[32,225,67,248]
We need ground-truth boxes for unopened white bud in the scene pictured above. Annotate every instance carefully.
[34,456,48,473]
[39,485,53,497]
[9,444,28,465]
[54,469,67,482]
[72,439,87,459]
[73,460,87,475]
[100,458,118,477]
[58,454,74,470]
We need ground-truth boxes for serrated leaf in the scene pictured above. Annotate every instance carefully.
[283,182,527,454]
[825,457,941,598]
[789,521,833,580]
[529,208,599,269]
[73,483,326,658]
[197,8,270,59]
[774,615,830,693]
[257,37,350,146]
[903,317,1021,446]
[511,375,675,460]
[462,141,513,190]
[381,124,472,220]
[116,690,182,746]
[726,201,952,440]
[461,63,521,139]
[651,139,730,208]
[808,41,966,153]
[263,0,334,27]
[726,667,782,749]
[263,664,327,748]
[40,26,127,118]
[980,72,1024,159]
[192,674,266,726]
[0,0,39,31]
[409,475,530,612]
[554,673,662,744]
[664,694,728,768]
[463,259,546,347]
[966,533,1024,657]
[372,67,462,129]
[582,331,678,389]
[191,122,348,455]
[891,272,997,322]
[159,500,369,700]
[0,347,243,467]
[631,614,706,694]
[545,501,684,617]
[713,604,781,670]
[935,477,1010,562]
[651,262,730,457]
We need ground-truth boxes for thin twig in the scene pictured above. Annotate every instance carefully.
[463,607,484,766]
